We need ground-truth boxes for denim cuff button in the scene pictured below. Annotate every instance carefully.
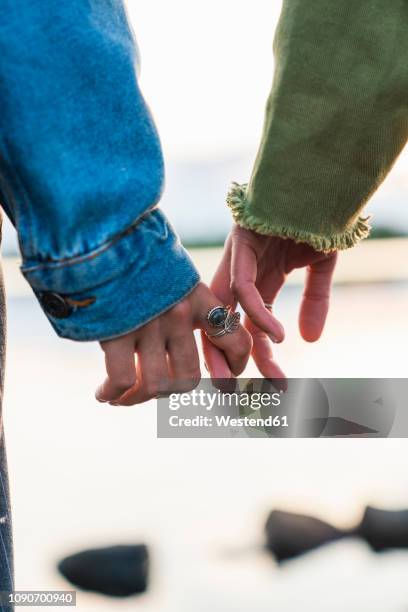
[39,292,73,319]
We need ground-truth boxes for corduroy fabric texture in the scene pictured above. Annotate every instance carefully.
[229,0,408,252]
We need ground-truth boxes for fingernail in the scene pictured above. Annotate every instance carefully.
[109,401,119,406]
[95,385,106,401]
[95,391,108,403]
[268,334,279,344]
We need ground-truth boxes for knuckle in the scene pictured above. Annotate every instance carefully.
[113,375,136,393]
[230,279,242,296]
[170,300,192,322]
[232,336,252,361]
[171,332,193,346]
[304,290,329,301]
[251,326,266,340]
[230,277,250,298]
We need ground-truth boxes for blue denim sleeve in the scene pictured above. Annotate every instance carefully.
[0,0,199,341]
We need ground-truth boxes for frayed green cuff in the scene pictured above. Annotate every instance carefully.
[227,182,371,253]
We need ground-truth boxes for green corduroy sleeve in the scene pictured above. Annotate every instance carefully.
[228,0,408,251]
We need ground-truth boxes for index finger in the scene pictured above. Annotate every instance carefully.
[231,238,284,343]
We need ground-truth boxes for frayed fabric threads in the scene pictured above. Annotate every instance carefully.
[227,182,371,253]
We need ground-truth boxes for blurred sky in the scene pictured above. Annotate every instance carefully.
[126,0,283,161]
[2,0,408,251]
[126,0,408,239]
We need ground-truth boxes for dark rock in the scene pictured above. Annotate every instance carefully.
[58,544,148,597]
[358,506,408,552]
[265,510,345,562]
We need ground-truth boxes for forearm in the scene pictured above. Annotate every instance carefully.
[0,0,199,340]
[228,0,408,251]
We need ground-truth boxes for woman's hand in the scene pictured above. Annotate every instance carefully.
[95,282,252,405]
[203,225,337,379]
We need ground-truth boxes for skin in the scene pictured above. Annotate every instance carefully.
[95,225,337,402]
[95,281,252,405]
[202,225,338,379]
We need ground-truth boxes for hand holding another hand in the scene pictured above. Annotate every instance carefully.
[95,282,252,405]
[95,224,337,405]
[203,225,337,379]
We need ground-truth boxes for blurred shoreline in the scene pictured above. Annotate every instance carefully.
[191,237,408,287]
[3,236,408,611]
[2,237,407,299]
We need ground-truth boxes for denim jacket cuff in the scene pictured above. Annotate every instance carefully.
[21,209,200,341]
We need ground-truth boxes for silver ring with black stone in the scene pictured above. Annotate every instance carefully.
[205,305,241,338]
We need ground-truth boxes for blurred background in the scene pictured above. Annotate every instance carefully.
[2,0,408,610]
